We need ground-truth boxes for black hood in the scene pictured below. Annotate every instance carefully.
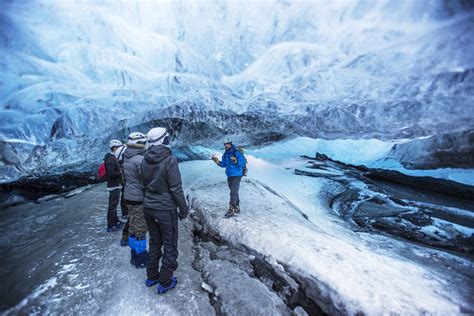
[103,152,114,161]
[123,146,146,159]
[144,145,171,164]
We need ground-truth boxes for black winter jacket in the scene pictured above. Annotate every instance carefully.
[104,153,122,189]
[141,145,189,215]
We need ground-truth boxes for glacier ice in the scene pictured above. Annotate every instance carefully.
[1,1,474,314]
[1,0,474,182]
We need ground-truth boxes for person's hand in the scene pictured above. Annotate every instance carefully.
[211,156,220,165]
[231,156,238,164]
[178,211,188,221]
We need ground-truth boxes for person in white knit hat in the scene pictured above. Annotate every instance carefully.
[140,127,189,295]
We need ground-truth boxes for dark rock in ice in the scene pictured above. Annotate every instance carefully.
[294,169,344,179]
[251,256,300,307]
[299,152,474,254]
[0,171,100,208]
[329,188,360,218]
[365,168,474,200]
[388,130,474,169]
[307,151,474,200]
[355,201,407,218]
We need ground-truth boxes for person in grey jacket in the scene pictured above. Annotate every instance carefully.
[122,132,149,269]
[141,127,189,295]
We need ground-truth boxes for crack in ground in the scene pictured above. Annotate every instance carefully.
[189,208,327,316]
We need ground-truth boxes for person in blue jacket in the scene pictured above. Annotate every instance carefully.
[212,138,246,217]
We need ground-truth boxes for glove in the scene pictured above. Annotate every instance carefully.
[231,156,238,164]
[178,211,188,221]
[211,156,220,165]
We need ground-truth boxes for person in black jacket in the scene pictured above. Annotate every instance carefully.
[114,144,129,220]
[104,139,124,232]
[141,127,189,295]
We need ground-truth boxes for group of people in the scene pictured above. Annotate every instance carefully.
[102,127,247,295]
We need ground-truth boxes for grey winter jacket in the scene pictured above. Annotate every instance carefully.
[141,145,189,216]
[122,146,146,203]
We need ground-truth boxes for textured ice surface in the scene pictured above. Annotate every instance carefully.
[1,0,474,182]
[183,156,473,314]
[1,150,472,314]
[0,186,214,315]
[248,137,396,164]
[248,136,474,185]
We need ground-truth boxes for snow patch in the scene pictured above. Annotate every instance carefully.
[183,158,470,314]
[249,137,396,165]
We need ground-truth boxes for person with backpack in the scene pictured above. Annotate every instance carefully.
[114,144,129,220]
[114,143,130,247]
[211,138,246,218]
[103,139,124,232]
[122,132,149,268]
[141,127,189,295]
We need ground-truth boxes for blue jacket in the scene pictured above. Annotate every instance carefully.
[219,145,246,177]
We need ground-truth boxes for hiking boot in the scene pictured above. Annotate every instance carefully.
[106,226,117,232]
[234,204,240,214]
[113,220,123,230]
[157,277,177,295]
[225,205,235,218]
[145,278,159,287]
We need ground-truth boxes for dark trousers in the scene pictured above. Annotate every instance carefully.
[144,208,179,285]
[121,194,129,240]
[227,176,242,207]
[107,188,120,227]
[120,187,128,217]
[121,218,129,242]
